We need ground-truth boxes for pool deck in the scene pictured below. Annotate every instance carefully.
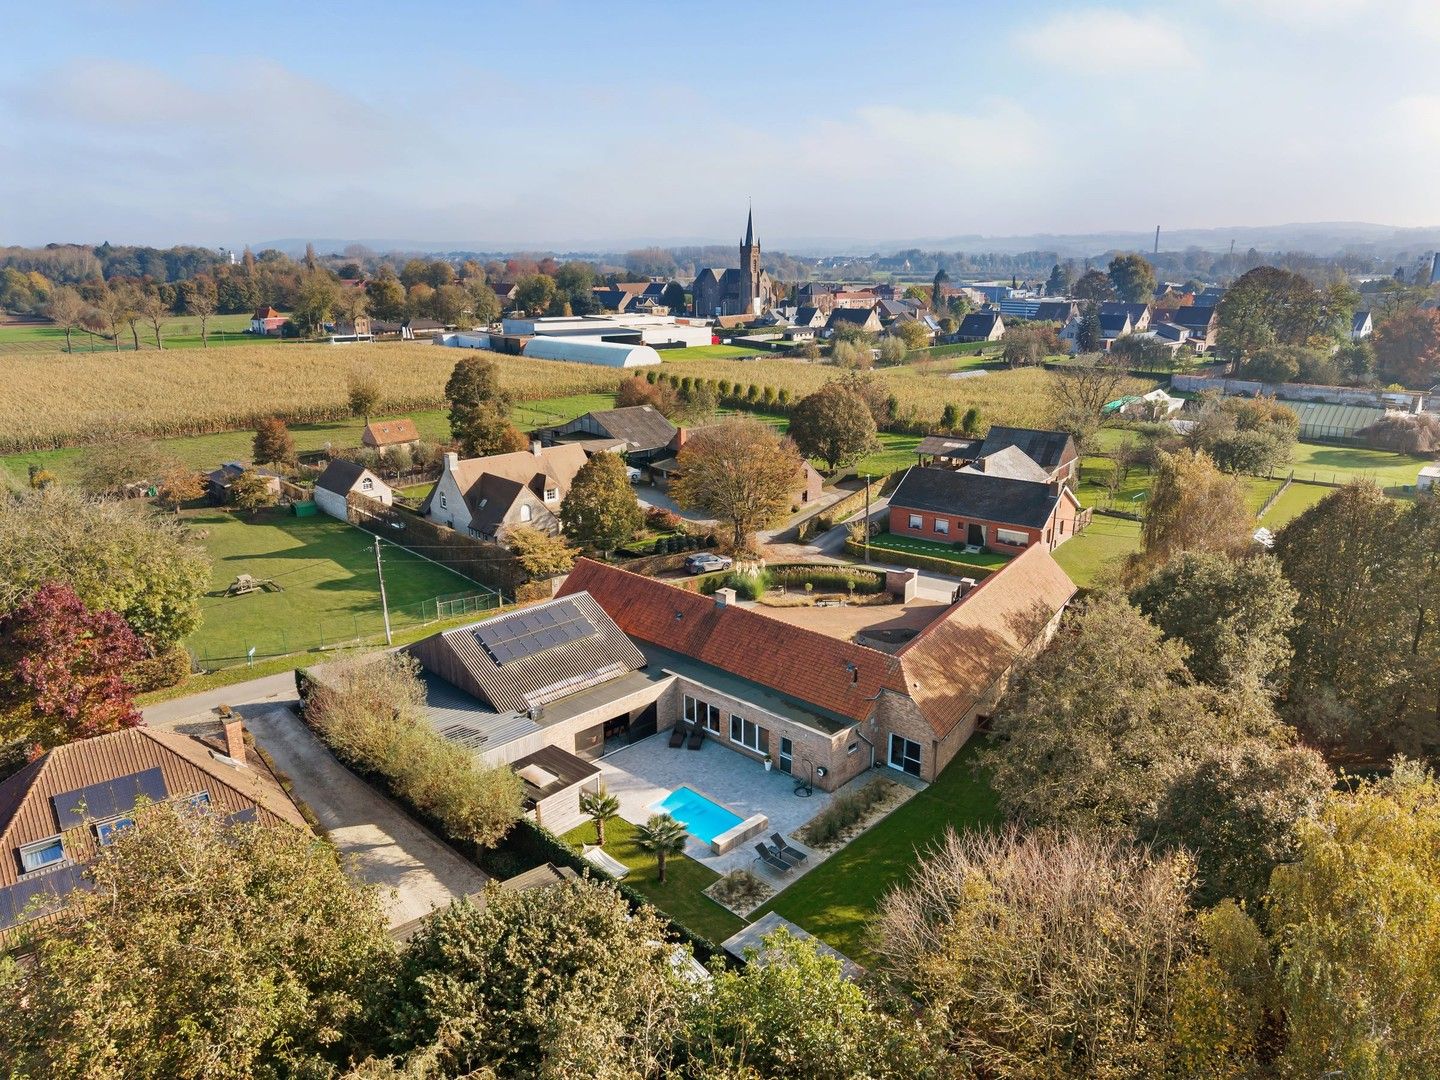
[595,731,923,879]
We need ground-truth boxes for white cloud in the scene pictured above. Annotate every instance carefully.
[1021,9,1196,70]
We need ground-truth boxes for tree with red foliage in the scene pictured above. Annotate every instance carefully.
[1372,307,1440,389]
[614,374,678,416]
[0,582,145,752]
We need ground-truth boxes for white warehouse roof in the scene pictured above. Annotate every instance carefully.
[521,336,661,368]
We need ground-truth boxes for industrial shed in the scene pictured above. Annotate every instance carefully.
[521,336,661,368]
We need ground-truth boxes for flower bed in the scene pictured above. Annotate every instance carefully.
[794,776,910,853]
[703,868,776,918]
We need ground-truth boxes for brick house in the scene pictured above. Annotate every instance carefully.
[420,443,594,542]
[0,725,306,935]
[250,306,286,335]
[888,466,1084,552]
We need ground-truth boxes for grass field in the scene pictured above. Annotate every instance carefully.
[754,743,1000,965]
[660,344,772,362]
[0,394,615,487]
[1260,480,1334,524]
[1286,441,1434,489]
[185,508,491,666]
[0,312,280,354]
[561,816,745,944]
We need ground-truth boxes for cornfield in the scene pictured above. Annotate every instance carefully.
[0,342,622,452]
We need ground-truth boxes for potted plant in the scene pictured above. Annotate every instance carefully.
[763,754,773,772]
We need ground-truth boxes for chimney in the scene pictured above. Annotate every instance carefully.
[223,719,247,764]
[956,577,979,600]
[671,427,689,451]
[714,587,737,608]
[443,451,459,472]
[531,440,543,457]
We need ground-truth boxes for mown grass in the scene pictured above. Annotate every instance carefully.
[185,508,490,665]
[1260,480,1335,525]
[1286,441,1434,489]
[1052,515,1143,588]
[754,742,1000,965]
[866,531,1012,568]
[1,342,624,452]
[560,816,745,943]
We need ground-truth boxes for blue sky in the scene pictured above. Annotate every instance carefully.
[4,0,1440,248]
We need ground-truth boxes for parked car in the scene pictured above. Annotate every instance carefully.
[626,466,643,484]
[685,553,732,574]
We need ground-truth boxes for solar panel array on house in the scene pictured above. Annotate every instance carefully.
[0,863,93,931]
[474,600,597,664]
[51,768,167,829]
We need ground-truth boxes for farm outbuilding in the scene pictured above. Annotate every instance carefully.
[520,336,661,368]
[313,459,393,521]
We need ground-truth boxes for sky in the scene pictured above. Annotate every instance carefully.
[4,0,1440,250]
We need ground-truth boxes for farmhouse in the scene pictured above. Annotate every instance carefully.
[371,548,1074,837]
[361,418,421,453]
[421,442,593,542]
[915,426,1079,484]
[250,306,286,335]
[888,465,1085,553]
[0,724,305,935]
[313,459,393,521]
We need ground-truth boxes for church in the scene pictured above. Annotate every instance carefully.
[691,208,776,317]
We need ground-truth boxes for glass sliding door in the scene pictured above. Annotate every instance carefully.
[888,733,922,776]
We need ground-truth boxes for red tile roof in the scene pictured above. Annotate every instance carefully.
[362,418,421,447]
[558,560,896,724]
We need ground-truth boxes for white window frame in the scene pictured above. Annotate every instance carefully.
[361,476,373,491]
[519,504,533,522]
[729,713,765,753]
[544,486,559,502]
[995,527,1030,547]
[934,518,949,535]
[93,815,136,847]
[18,836,65,874]
[908,513,923,530]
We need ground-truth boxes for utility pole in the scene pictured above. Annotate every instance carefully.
[862,474,872,563]
[1153,225,1160,255]
[374,537,393,645]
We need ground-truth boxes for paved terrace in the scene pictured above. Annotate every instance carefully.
[596,731,924,882]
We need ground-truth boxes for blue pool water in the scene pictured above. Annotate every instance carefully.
[655,786,743,844]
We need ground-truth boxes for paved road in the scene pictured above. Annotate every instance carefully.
[147,680,488,930]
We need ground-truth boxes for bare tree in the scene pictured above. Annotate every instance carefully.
[139,289,169,350]
[1049,352,1131,441]
[186,279,218,347]
[45,286,86,353]
[98,287,128,351]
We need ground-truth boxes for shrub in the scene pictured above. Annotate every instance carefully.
[708,869,773,910]
[768,564,884,594]
[724,567,772,600]
[798,778,900,848]
[127,644,193,692]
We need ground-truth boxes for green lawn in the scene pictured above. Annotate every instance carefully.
[561,816,745,944]
[1052,514,1143,588]
[1286,441,1434,489]
[0,393,615,487]
[1259,480,1336,526]
[866,531,1012,569]
[0,312,282,354]
[754,743,1001,965]
[660,344,771,362]
[186,508,490,666]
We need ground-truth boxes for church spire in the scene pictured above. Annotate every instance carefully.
[744,202,753,248]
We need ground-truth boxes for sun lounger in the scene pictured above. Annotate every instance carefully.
[687,727,706,750]
[669,724,688,748]
[755,843,791,872]
[770,833,808,864]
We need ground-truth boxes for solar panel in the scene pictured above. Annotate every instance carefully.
[0,863,91,931]
[224,807,259,827]
[52,768,168,829]
[474,600,596,665]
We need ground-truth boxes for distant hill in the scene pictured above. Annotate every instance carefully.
[253,222,1440,261]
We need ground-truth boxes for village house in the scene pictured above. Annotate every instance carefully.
[206,461,283,505]
[361,418,421,454]
[955,309,1005,342]
[535,404,679,467]
[354,547,1075,838]
[421,442,593,542]
[0,725,306,936]
[915,425,1079,485]
[888,465,1085,553]
[249,306,286,335]
[1172,305,1218,351]
[313,459,393,521]
[1352,310,1374,340]
[824,306,882,336]
[1100,301,1152,332]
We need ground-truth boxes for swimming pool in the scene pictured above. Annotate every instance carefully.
[655,786,744,845]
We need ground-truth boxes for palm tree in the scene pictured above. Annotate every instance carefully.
[579,785,620,847]
[634,814,688,884]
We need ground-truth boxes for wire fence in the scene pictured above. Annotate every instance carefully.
[187,591,498,670]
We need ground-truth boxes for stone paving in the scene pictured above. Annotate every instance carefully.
[595,731,921,882]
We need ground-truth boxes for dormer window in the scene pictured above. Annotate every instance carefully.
[544,487,559,502]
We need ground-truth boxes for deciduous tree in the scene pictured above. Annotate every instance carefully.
[346,368,383,424]
[44,285,85,353]
[156,463,204,513]
[1139,449,1254,569]
[1371,306,1440,388]
[229,468,278,511]
[507,523,578,579]
[1072,268,1115,302]
[445,353,516,456]
[0,801,395,1080]
[671,418,802,551]
[139,287,169,349]
[788,382,877,471]
[513,272,557,315]
[185,277,217,346]
[252,416,295,465]
[0,581,144,751]
[559,452,642,554]
[1108,253,1156,304]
